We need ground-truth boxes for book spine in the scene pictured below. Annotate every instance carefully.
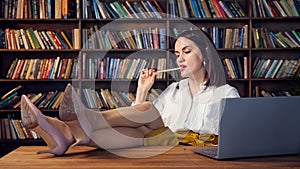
[55,0,62,18]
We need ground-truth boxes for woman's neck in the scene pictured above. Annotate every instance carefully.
[188,76,209,96]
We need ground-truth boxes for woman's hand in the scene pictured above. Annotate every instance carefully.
[138,68,157,91]
[135,68,157,104]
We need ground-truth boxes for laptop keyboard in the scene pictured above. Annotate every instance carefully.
[193,148,217,158]
[202,149,217,156]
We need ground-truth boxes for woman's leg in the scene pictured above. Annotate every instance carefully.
[60,84,165,148]
[21,85,164,155]
[88,127,145,149]
[83,103,165,149]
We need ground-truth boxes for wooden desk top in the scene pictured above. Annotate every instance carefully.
[1,146,300,169]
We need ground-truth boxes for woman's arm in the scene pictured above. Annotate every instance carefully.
[135,69,157,104]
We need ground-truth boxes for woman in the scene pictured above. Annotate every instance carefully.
[21,30,240,156]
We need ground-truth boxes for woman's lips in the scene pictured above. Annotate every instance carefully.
[179,65,186,71]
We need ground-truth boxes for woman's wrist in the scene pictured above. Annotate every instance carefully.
[135,88,149,104]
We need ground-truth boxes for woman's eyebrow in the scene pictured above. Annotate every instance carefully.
[175,45,190,53]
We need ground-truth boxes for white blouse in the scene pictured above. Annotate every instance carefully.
[152,79,240,135]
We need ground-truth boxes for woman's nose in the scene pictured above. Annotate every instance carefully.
[177,53,184,61]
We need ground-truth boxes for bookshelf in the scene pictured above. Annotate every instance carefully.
[1,0,300,157]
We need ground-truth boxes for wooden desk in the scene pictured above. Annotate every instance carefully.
[1,146,300,168]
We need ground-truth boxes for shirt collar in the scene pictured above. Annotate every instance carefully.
[179,79,213,93]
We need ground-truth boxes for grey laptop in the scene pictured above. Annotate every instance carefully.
[193,96,300,160]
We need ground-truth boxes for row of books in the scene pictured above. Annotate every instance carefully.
[0,116,40,140]
[0,85,65,109]
[82,26,167,50]
[201,25,249,49]
[0,0,77,19]
[0,27,79,50]
[169,0,246,18]
[252,0,300,17]
[252,27,300,48]
[222,56,248,79]
[6,57,78,80]
[82,56,170,79]
[3,0,300,20]
[82,88,162,109]
[253,86,294,97]
[0,85,23,109]
[172,25,249,49]
[0,84,161,111]
[82,0,165,19]
[252,58,300,79]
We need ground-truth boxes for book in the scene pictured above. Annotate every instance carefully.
[1,119,5,139]
[51,91,64,109]
[11,119,26,139]
[46,31,62,49]
[0,92,18,108]
[96,89,108,109]
[8,117,17,140]
[272,0,287,17]
[279,0,294,16]
[19,59,29,79]
[27,27,41,49]
[54,32,68,49]
[284,31,300,47]
[43,90,60,109]
[109,91,123,107]
[4,118,12,139]
[265,59,278,78]
[4,28,12,49]
[6,58,18,79]
[63,58,73,79]
[213,0,227,18]
[51,56,61,79]
[73,28,80,49]
[82,88,93,108]
[224,58,236,78]
[159,28,166,49]
[276,32,297,48]
[260,59,273,77]
[146,1,163,18]
[60,31,73,49]
[123,1,138,18]
[25,59,34,80]
[55,0,62,18]
[269,31,288,48]
[261,0,275,17]
[270,59,283,78]
[12,59,25,79]
[31,59,40,79]
[62,0,68,18]
[36,91,53,108]
[57,58,68,79]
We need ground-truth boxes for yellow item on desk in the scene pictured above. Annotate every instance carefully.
[144,127,218,146]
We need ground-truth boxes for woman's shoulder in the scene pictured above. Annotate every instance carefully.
[218,84,236,90]
[214,84,240,98]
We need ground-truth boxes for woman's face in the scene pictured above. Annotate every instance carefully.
[174,37,206,79]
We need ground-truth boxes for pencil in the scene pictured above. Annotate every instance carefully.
[156,67,180,73]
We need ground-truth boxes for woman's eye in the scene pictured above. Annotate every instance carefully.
[184,50,191,54]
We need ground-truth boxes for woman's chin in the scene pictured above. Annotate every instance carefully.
[180,72,189,78]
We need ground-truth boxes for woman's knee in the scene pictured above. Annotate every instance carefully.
[133,101,152,112]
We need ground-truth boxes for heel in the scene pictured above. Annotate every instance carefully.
[64,121,90,147]
[59,83,91,146]
[21,95,71,156]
